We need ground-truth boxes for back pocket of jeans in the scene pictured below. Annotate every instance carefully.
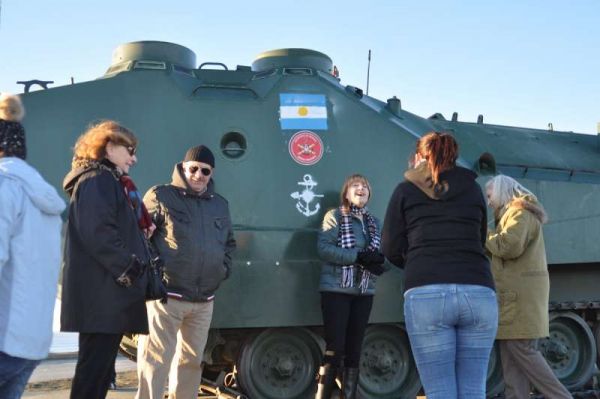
[407,292,446,332]
[465,289,498,330]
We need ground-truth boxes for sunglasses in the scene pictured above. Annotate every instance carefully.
[125,145,137,156]
[187,165,212,176]
[113,142,137,156]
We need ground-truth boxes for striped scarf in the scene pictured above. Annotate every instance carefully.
[337,205,381,293]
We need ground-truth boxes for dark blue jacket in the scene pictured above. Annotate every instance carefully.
[61,160,149,334]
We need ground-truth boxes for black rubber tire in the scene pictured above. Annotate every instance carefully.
[236,328,322,399]
[357,324,421,399]
[539,312,596,390]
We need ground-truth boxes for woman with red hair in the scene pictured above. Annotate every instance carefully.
[61,121,153,399]
[382,132,497,399]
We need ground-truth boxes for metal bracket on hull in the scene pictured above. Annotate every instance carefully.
[16,79,54,93]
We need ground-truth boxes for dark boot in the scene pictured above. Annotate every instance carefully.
[341,367,359,399]
[315,363,337,399]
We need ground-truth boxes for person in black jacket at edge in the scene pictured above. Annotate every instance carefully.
[382,132,497,399]
[61,121,154,399]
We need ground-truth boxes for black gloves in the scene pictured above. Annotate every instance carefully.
[116,255,145,288]
[356,250,386,276]
[357,250,385,266]
[363,262,386,276]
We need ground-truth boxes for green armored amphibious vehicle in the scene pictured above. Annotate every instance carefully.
[17,41,600,398]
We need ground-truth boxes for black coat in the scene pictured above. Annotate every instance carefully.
[60,160,149,334]
[382,165,494,292]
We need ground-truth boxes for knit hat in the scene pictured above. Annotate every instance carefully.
[0,94,26,160]
[183,145,215,168]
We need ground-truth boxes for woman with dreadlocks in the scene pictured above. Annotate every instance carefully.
[61,120,154,399]
[382,132,497,399]
[315,174,387,399]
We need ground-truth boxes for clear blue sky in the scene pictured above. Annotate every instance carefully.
[1,0,598,134]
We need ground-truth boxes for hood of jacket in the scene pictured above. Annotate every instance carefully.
[503,194,548,224]
[171,162,215,198]
[0,157,65,215]
[404,162,478,200]
[63,158,121,197]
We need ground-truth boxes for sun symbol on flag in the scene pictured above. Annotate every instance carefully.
[297,106,309,117]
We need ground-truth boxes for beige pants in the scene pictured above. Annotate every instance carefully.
[135,298,214,399]
[499,339,572,399]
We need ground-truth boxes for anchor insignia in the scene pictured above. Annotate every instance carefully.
[290,174,324,217]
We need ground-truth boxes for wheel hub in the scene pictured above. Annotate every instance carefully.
[372,351,393,374]
[544,340,569,363]
[273,354,295,378]
[364,343,395,377]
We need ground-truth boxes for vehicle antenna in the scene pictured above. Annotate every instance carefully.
[366,49,372,95]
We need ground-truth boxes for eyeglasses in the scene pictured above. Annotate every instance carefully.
[124,145,137,156]
[187,165,212,176]
[112,141,136,156]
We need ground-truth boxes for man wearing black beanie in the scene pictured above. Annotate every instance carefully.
[136,145,235,399]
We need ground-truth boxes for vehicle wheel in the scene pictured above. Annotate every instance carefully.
[538,312,596,390]
[236,328,322,399]
[486,342,504,397]
[593,321,600,366]
[357,324,421,399]
[119,333,139,362]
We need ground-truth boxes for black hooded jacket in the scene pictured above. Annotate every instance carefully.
[382,163,494,292]
[60,159,149,334]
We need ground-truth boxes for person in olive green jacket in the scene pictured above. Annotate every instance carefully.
[486,175,570,399]
[315,174,387,399]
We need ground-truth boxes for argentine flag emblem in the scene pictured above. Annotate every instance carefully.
[279,93,328,130]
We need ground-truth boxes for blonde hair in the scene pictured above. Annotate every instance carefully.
[340,174,372,210]
[486,175,535,210]
[72,120,137,167]
[0,94,25,122]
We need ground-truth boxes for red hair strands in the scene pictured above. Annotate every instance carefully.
[416,132,459,184]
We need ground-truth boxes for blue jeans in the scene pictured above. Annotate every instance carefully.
[0,351,40,399]
[404,284,498,399]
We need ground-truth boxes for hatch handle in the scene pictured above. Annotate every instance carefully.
[192,84,257,97]
[199,62,229,70]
